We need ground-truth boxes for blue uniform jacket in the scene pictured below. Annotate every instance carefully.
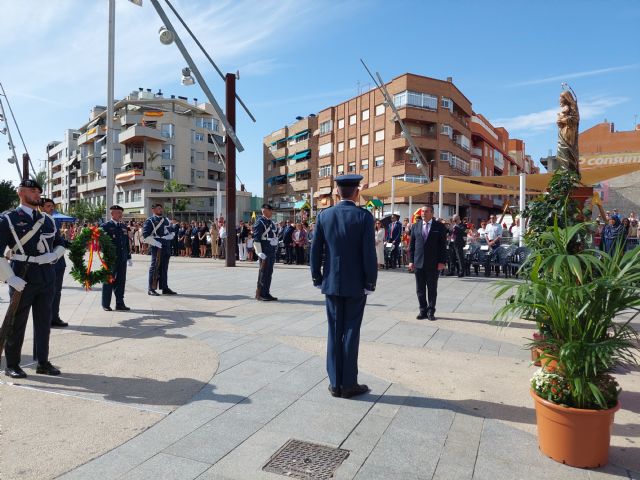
[142,215,172,251]
[310,201,377,297]
[253,216,277,254]
[100,220,131,264]
[0,207,64,284]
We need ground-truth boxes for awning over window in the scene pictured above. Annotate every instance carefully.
[288,149,311,161]
[287,130,310,141]
[367,199,384,208]
[271,156,286,163]
[296,169,310,175]
[287,173,296,177]
[294,200,310,209]
[270,137,285,146]
[266,175,286,184]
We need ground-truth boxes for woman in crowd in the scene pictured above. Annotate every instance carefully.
[292,222,306,265]
[374,219,385,269]
[219,221,227,259]
[210,221,219,259]
[600,215,626,255]
[177,223,186,256]
[198,222,208,258]
[184,222,192,257]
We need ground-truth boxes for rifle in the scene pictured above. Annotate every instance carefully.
[255,257,266,298]
[0,263,29,359]
[151,246,162,290]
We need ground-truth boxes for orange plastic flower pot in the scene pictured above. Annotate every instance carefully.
[530,389,620,468]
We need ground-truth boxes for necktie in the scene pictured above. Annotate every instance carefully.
[423,221,429,238]
[33,211,38,222]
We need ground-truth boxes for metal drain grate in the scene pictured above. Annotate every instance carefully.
[263,439,350,479]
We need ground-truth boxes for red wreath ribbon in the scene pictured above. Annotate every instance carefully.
[85,226,114,289]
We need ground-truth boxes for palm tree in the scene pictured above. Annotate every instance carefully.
[34,170,47,188]
[163,179,188,216]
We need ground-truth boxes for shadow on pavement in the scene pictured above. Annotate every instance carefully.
[176,294,254,301]
[436,315,534,330]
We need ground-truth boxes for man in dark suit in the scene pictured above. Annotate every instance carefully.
[448,214,467,277]
[386,214,402,268]
[409,205,447,320]
[310,174,377,399]
[282,221,295,264]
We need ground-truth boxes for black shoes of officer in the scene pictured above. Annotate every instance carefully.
[416,311,436,321]
[256,295,277,301]
[265,294,278,301]
[103,306,113,311]
[162,289,177,295]
[427,311,436,321]
[341,384,369,399]
[36,362,61,376]
[115,304,131,311]
[328,385,341,397]
[5,366,27,378]
[51,318,68,328]
[148,289,160,296]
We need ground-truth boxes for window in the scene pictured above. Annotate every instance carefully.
[441,97,453,111]
[374,129,385,142]
[361,158,369,170]
[393,90,437,110]
[361,134,369,146]
[337,164,344,174]
[319,142,333,157]
[195,151,205,162]
[338,142,344,152]
[347,161,356,172]
[162,144,174,161]
[440,124,452,137]
[116,192,124,204]
[440,151,451,162]
[194,132,205,142]
[319,120,333,135]
[349,114,356,125]
[131,189,142,202]
[361,109,369,121]
[375,104,385,116]
[374,155,384,167]
[196,117,219,132]
[190,129,195,144]
[348,138,356,149]
[160,123,174,138]
[338,118,345,129]
[319,165,332,177]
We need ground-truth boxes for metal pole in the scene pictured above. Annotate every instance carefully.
[519,173,526,247]
[216,181,222,219]
[105,0,115,216]
[408,195,412,221]
[390,176,396,216]
[438,175,444,219]
[0,97,21,179]
[0,83,36,175]
[225,73,237,267]
[149,0,243,152]
[310,187,314,219]
[455,193,459,216]
[22,154,29,182]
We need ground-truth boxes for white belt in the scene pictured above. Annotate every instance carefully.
[10,254,43,263]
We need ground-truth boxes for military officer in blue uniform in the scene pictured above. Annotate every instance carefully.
[0,179,65,378]
[101,205,133,311]
[142,203,177,296]
[253,203,279,301]
[310,174,377,399]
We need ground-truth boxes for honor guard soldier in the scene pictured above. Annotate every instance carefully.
[101,205,133,311]
[253,203,279,301]
[0,180,65,378]
[143,203,177,296]
[310,174,377,399]
[40,198,69,328]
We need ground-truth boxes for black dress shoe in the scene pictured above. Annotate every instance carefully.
[416,312,428,320]
[328,385,342,397]
[148,289,159,296]
[341,384,369,399]
[36,362,61,376]
[51,318,68,328]
[265,294,278,301]
[103,306,112,311]
[162,289,177,295]
[427,312,436,321]
[5,366,27,379]
[115,305,131,311]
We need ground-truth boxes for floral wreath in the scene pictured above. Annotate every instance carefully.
[69,226,116,289]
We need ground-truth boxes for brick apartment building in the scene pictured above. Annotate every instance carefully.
[263,73,536,222]
[579,121,640,214]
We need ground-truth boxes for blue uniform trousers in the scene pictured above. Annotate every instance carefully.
[148,246,170,290]
[51,264,65,321]
[102,260,128,307]
[257,246,276,296]
[325,294,367,389]
[6,279,55,367]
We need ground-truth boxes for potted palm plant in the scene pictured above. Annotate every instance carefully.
[494,221,640,468]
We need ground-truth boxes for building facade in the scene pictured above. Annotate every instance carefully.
[579,121,640,214]
[263,73,535,222]
[45,88,248,220]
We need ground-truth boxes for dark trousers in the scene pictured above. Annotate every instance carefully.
[415,267,439,314]
[449,244,465,276]
[5,280,55,368]
[325,294,366,389]
[102,260,127,307]
[295,246,305,264]
[285,244,294,263]
[148,247,170,290]
[51,265,65,321]
[257,250,275,296]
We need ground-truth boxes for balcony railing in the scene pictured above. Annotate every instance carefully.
[78,125,107,145]
[471,147,483,157]
[291,179,310,191]
[449,156,470,175]
[118,124,164,144]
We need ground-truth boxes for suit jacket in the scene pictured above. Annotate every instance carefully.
[386,221,402,244]
[409,218,448,270]
[451,223,467,247]
[310,201,377,297]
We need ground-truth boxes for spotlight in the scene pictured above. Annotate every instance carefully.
[181,67,195,86]
[158,26,174,45]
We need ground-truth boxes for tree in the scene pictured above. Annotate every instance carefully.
[34,170,47,189]
[67,200,106,223]
[163,180,189,215]
[0,180,18,211]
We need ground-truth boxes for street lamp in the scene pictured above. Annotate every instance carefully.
[181,67,195,86]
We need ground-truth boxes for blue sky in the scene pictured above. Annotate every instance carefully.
[1,0,638,197]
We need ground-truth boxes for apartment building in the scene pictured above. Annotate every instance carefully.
[263,115,318,218]
[46,88,243,219]
[579,121,640,213]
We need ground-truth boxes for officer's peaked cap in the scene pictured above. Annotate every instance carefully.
[261,203,274,210]
[19,178,43,193]
[335,174,362,187]
[110,205,124,211]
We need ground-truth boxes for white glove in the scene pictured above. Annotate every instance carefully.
[163,232,175,241]
[149,238,162,248]
[364,289,374,295]
[315,284,322,289]
[7,275,26,292]
[127,259,133,267]
[36,252,58,265]
[258,252,267,260]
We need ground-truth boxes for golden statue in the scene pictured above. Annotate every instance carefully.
[556,87,580,175]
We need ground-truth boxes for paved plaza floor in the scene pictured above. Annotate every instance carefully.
[1,255,638,480]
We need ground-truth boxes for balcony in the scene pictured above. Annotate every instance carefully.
[77,125,107,145]
[290,179,310,191]
[207,160,224,173]
[288,160,309,174]
[317,176,333,189]
[119,113,143,126]
[269,184,287,194]
[52,170,64,180]
[468,194,481,202]
[122,151,146,167]
[471,147,483,158]
[118,124,164,144]
[494,155,505,171]
[449,156,470,175]
[85,178,107,191]
[115,168,164,185]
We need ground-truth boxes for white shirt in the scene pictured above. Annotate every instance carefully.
[219,226,227,239]
[477,227,487,240]
[18,204,35,217]
[510,226,521,243]
[485,222,502,241]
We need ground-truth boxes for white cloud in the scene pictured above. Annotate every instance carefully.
[492,96,629,132]
[510,64,639,87]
